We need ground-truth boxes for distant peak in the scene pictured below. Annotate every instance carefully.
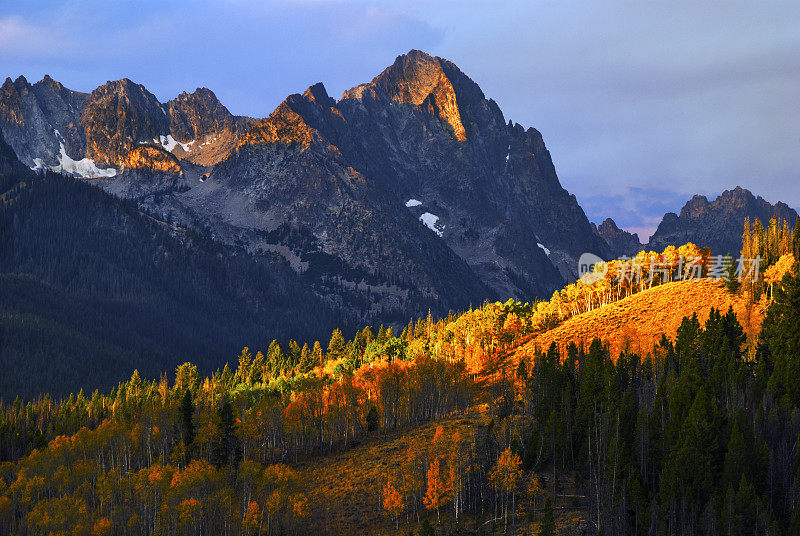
[37,74,64,90]
[599,218,621,232]
[173,87,219,103]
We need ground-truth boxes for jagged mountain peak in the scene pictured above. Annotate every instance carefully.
[679,193,711,218]
[38,74,63,90]
[302,82,333,106]
[370,49,452,106]
[237,100,318,149]
[648,186,799,255]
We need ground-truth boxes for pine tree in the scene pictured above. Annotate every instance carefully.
[762,262,800,405]
[249,351,265,384]
[298,343,312,373]
[539,497,555,536]
[212,396,240,469]
[312,341,323,367]
[236,347,253,384]
[723,254,740,294]
[267,340,283,377]
[180,389,195,447]
[375,324,386,344]
[794,216,800,258]
[327,328,346,360]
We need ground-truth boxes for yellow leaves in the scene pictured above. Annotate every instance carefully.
[489,447,522,494]
[764,254,796,285]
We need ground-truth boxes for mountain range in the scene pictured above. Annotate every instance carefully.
[1,51,615,323]
[1,50,798,396]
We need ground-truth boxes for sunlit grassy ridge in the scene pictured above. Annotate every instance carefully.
[514,279,764,359]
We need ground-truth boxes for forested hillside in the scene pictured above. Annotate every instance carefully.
[0,170,342,398]
[2,214,799,534]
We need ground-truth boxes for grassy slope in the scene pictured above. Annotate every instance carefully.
[294,407,587,536]
[515,279,764,359]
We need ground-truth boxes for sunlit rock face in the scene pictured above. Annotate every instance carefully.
[207,49,608,309]
[0,76,252,177]
[81,78,170,166]
[0,50,612,324]
[123,145,182,174]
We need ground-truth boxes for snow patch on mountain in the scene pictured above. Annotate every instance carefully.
[405,198,422,207]
[420,212,443,237]
[153,135,192,153]
[30,158,47,172]
[53,143,117,178]
[537,243,550,256]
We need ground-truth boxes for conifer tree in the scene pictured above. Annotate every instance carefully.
[327,328,346,360]
[180,388,195,448]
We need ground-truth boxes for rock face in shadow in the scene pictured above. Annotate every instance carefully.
[593,218,643,258]
[648,186,799,255]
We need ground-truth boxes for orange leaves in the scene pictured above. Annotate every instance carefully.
[178,497,202,527]
[0,496,10,524]
[91,517,112,536]
[383,477,405,518]
[243,501,261,530]
[290,493,309,521]
[423,458,450,513]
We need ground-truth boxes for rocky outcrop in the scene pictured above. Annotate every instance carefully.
[122,145,182,173]
[0,128,25,178]
[593,218,643,258]
[166,88,254,166]
[0,75,87,168]
[81,78,170,165]
[648,186,799,255]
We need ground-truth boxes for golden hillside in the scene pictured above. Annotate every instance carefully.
[514,279,764,359]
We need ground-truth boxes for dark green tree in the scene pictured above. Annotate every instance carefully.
[180,389,195,447]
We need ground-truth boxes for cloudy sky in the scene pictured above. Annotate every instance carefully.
[2,0,798,240]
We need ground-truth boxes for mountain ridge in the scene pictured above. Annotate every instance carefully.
[1,50,611,323]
